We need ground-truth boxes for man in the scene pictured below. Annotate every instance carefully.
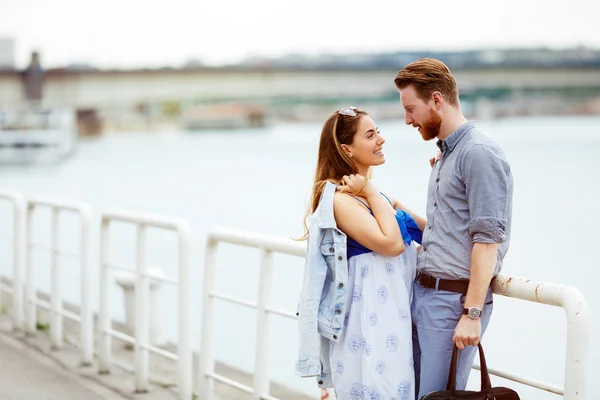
[394,58,513,398]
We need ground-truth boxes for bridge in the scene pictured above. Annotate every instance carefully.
[1,65,599,110]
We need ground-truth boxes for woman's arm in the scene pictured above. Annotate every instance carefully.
[387,194,427,232]
[334,176,405,257]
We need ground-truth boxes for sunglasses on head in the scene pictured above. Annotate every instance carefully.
[338,106,358,117]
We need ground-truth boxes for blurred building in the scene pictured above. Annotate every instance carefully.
[0,38,15,69]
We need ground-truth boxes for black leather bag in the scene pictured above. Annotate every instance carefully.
[421,343,520,399]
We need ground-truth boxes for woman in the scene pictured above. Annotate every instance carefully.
[296,107,426,400]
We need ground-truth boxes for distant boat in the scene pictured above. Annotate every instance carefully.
[0,108,77,164]
[181,103,271,131]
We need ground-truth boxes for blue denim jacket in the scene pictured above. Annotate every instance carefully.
[296,181,348,388]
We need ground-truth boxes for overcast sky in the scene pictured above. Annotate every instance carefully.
[1,0,599,68]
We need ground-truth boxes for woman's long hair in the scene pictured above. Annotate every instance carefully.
[297,108,368,240]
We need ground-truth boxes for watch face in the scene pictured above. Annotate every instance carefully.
[468,307,481,319]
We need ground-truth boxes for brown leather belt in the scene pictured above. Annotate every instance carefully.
[416,271,469,295]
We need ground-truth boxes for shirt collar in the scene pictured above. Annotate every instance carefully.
[438,121,474,152]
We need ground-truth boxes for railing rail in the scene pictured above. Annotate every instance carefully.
[25,196,93,366]
[98,210,192,400]
[0,189,26,331]
[198,227,590,400]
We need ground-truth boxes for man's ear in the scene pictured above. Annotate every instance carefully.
[340,144,353,158]
[431,91,444,109]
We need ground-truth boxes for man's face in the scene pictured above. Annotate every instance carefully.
[399,85,442,141]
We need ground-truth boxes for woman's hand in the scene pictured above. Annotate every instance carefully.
[338,174,376,197]
[429,149,442,168]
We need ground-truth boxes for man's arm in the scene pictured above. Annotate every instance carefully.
[453,242,497,349]
[453,144,512,349]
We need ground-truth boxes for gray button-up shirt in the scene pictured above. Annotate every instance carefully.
[417,122,513,280]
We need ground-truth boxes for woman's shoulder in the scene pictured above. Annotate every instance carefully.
[333,191,366,209]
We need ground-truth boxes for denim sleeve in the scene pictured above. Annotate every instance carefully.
[296,222,327,377]
[462,144,512,244]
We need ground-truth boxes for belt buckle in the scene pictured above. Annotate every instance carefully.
[417,271,435,288]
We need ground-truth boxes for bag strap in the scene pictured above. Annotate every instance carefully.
[445,342,492,394]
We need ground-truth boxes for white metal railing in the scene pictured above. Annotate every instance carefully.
[25,196,93,366]
[98,210,192,400]
[198,228,590,400]
[0,189,26,331]
[198,228,305,400]
[485,275,590,398]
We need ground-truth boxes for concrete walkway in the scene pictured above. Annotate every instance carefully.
[0,333,127,400]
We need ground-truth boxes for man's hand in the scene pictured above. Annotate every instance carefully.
[453,315,481,349]
[429,150,442,168]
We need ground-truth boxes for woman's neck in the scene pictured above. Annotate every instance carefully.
[357,165,370,178]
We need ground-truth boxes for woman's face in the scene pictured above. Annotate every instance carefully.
[343,115,386,168]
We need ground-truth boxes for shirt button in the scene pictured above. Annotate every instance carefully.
[333,335,337,340]
[329,247,334,252]
[436,178,440,182]
[428,226,432,230]
[423,247,427,252]
[336,309,342,314]
[338,256,343,261]
[319,380,324,385]
[338,283,344,288]
[434,203,437,207]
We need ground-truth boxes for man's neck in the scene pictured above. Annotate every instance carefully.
[437,111,468,141]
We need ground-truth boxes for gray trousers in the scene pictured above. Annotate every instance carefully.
[411,281,494,399]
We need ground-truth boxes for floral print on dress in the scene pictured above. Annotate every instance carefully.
[385,262,396,274]
[329,243,418,400]
[369,313,378,327]
[386,332,399,352]
[398,380,411,400]
[377,285,389,304]
[347,334,363,353]
[353,285,363,303]
[361,264,370,278]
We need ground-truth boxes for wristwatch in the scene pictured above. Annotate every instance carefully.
[463,307,482,320]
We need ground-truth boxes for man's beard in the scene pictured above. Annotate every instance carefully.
[416,109,442,141]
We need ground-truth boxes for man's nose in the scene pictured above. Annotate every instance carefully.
[405,114,413,125]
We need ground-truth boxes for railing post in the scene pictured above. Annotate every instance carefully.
[177,223,192,400]
[253,248,274,399]
[50,208,62,349]
[563,288,589,400]
[25,204,36,335]
[0,189,27,332]
[13,194,26,332]
[134,224,149,393]
[492,275,590,399]
[98,218,112,374]
[199,239,218,400]
[79,204,93,366]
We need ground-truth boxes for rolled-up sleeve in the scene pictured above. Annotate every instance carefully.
[462,144,512,244]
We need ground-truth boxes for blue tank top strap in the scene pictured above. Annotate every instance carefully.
[350,195,372,213]
[379,192,393,206]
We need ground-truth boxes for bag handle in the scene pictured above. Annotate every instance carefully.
[445,342,492,394]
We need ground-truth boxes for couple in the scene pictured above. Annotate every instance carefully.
[296,58,514,400]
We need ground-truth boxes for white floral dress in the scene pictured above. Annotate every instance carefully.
[329,241,417,400]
